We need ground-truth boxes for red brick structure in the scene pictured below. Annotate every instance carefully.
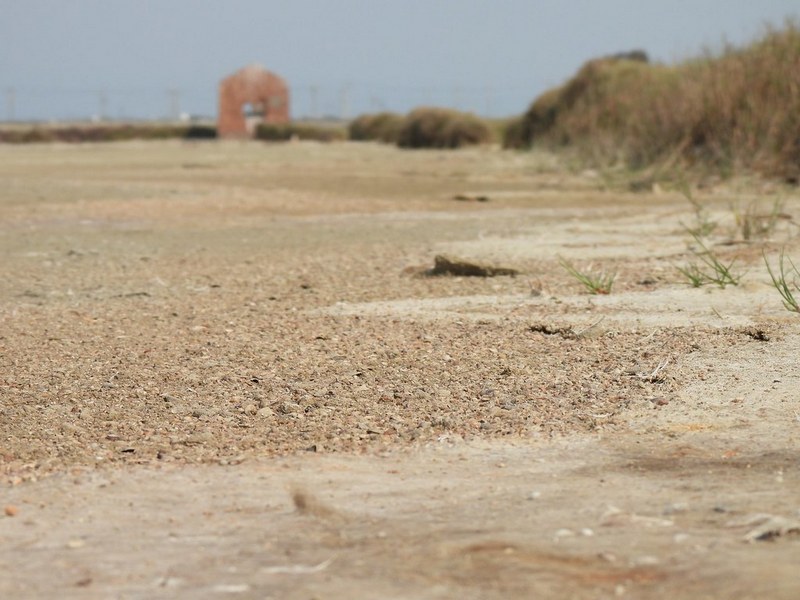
[217,65,290,138]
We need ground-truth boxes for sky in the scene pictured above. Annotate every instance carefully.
[1,0,798,122]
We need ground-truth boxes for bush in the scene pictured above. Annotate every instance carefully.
[255,123,347,142]
[499,116,528,150]
[505,52,667,154]
[505,23,800,179]
[396,107,493,149]
[183,125,217,139]
[0,124,218,143]
[348,112,404,143]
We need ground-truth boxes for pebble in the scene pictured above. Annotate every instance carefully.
[526,491,541,500]
[598,551,617,563]
[212,583,250,593]
[4,505,18,517]
[153,576,184,589]
[630,555,660,566]
[183,431,214,445]
[278,401,302,415]
[663,502,689,515]
[553,528,574,538]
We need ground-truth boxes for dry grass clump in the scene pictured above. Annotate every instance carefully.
[506,23,800,179]
[764,249,800,312]
[396,107,493,149]
[677,232,743,288]
[348,112,404,143]
[255,123,347,143]
[558,256,616,294]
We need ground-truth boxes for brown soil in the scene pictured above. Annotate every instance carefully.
[1,141,799,598]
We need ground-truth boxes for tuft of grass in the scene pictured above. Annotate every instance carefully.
[676,263,707,287]
[679,183,717,237]
[558,256,616,294]
[679,232,743,288]
[732,197,786,241]
[764,248,800,312]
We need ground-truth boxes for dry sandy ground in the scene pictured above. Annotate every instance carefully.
[1,140,799,598]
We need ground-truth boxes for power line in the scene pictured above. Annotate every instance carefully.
[2,82,535,121]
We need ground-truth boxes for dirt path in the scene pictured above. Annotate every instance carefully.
[1,141,799,598]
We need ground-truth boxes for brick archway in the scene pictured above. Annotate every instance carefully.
[217,65,290,138]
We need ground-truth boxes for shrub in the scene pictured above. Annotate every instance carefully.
[255,123,346,142]
[348,112,403,143]
[183,125,217,139]
[396,107,493,149]
[503,87,562,149]
[501,115,530,150]
[0,124,218,143]
[505,53,679,163]
[505,23,800,178]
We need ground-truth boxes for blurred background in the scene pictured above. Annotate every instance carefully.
[1,0,797,123]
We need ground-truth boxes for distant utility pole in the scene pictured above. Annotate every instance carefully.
[452,86,462,110]
[309,85,319,120]
[369,96,384,111]
[484,86,493,117]
[5,87,15,121]
[167,88,181,121]
[97,91,108,121]
[339,83,351,120]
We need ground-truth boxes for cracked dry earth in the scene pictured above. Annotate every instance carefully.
[1,140,800,599]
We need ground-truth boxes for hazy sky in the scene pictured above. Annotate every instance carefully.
[1,0,797,121]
